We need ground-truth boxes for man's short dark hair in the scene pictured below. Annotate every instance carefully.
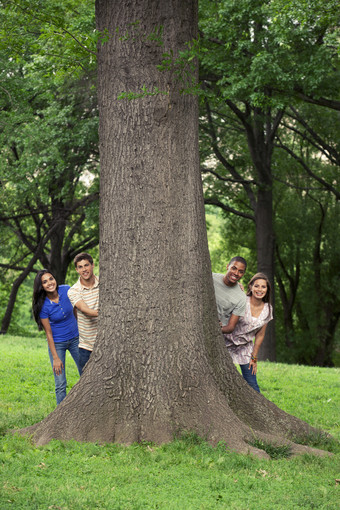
[229,256,247,270]
[74,252,94,268]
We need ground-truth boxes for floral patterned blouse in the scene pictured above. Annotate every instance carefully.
[224,296,273,364]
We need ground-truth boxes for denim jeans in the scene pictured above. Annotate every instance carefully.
[239,363,261,393]
[79,347,92,374]
[48,336,81,405]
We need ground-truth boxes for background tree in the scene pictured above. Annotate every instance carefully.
[274,98,340,365]
[0,0,99,333]
[198,0,340,361]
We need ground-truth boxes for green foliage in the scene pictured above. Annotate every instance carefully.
[273,105,340,365]
[199,0,339,108]
[156,40,202,95]
[0,59,100,297]
[206,206,254,276]
[1,336,340,509]
[0,0,97,77]
[0,0,99,332]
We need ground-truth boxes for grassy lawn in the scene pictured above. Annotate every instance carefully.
[1,335,339,509]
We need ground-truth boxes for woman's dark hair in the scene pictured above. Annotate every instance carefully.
[32,269,58,330]
[246,272,272,304]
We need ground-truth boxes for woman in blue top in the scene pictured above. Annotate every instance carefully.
[32,269,81,405]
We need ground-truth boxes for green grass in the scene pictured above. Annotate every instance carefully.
[258,362,340,440]
[1,336,340,510]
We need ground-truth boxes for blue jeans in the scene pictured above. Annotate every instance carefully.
[79,347,92,374]
[239,364,261,393]
[48,336,81,405]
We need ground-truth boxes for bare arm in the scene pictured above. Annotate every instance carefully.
[74,299,98,317]
[249,323,268,375]
[40,318,63,375]
[221,314,240,334]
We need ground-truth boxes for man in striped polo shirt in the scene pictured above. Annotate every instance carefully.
[68,253,99,373]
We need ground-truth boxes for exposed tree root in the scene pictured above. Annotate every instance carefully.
[16,360,333,459]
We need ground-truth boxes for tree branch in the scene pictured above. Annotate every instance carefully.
[0,262,39,273]
[201,167,256,185]
[273,176,325,192]
[53,28,96,56]
[204,197,254,220]
[294,89,340,112]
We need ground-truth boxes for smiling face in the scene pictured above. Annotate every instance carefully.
[250,278,268,301]
[41,273,57,294]
[75,259,95,283]
[224,261,246,286]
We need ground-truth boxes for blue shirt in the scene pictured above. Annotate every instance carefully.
[40,285,79,343]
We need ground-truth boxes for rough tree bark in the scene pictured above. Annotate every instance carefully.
[19,0,328,457]
[254,184,276,361]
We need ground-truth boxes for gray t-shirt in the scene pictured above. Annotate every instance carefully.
[212,273,246,326]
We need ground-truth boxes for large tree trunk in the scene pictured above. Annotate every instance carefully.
[247,107,282,362]
[255,185,276,361]
[19,0,328,457]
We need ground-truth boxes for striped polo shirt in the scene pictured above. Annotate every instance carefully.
[68,276,99,351]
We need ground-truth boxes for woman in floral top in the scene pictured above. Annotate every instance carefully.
[225,272,273,393]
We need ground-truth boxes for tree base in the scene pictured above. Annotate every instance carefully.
[16,362,332,459]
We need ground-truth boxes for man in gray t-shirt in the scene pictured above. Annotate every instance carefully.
[213,256,247,334]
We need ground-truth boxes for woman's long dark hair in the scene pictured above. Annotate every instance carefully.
[32,269,59,330]
[246,272,272,304]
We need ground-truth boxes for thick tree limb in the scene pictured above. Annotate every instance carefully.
[201,167,257,185]
[294,90,340,112]
[204,197,254,220]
